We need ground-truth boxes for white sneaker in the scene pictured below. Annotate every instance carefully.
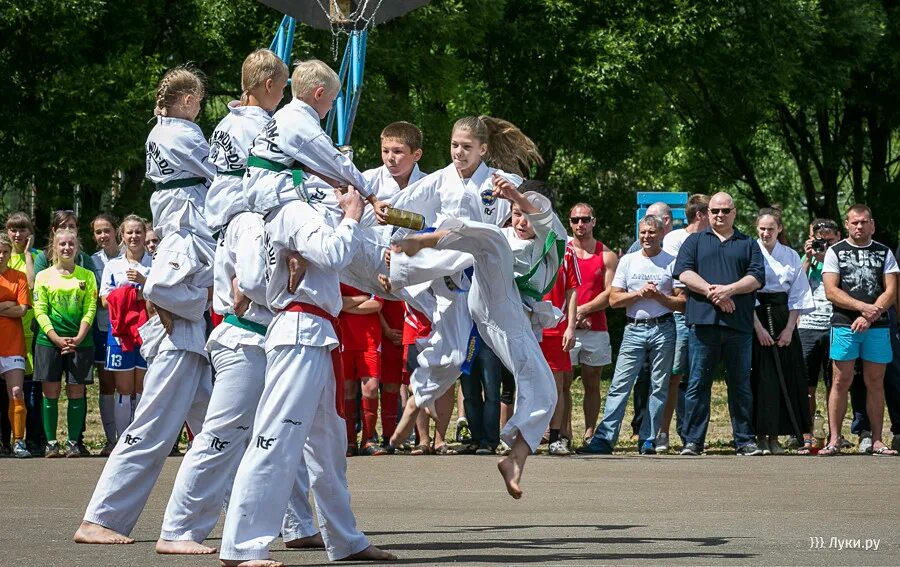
[758,437,771,455]
[13,440,31,459]
[858,431,873,454]
[655,432,669,454]
[768,436,785,455]
[549,439,571,456]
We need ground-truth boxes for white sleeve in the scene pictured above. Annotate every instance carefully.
[611,255,629,289]
[822,248,840,274]
[233,219,269,306]
[99,263,115,298]
[143,236,208,321]
[293,218,361,272]
[787,253,815,313]
[174,132,216,181]
[388,175,440,221]
[285,132,369,196]
[883,250,899,274]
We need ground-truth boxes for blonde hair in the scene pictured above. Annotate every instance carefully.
[118,214,148,249]
[154,65,206,117]
[291,59,340,100]
[381,121,423,151]
[0,233,12,252]
[49,227,81,264]
[240,49,289,105]
[452,116,543,177]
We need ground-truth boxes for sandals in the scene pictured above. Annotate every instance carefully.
[817,444,840,457]
[410,444,434,456]
[796,439,814,455]
[869,445,899,456]
[433,444,458,455]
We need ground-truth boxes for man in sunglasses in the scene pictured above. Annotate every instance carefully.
[564,204,617,444]
[673,192,765,456]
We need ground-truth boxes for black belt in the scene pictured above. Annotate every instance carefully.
[626,313,673,325]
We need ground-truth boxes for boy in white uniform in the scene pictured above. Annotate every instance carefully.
[76,66,216,545]
[155,50,321,555]
[392,181,562,499]
[218,186,395,566]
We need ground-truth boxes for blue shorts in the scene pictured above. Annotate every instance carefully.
[106,343,147,372]
[830,326,892,364]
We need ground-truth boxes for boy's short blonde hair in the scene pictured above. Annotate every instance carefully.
[241,49,289,105]
[291,59,340,99]
[381,121,423,151]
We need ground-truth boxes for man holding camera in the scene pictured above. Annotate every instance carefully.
[796,219,841,451]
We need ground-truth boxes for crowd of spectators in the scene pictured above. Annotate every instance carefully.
[1,195,898,459]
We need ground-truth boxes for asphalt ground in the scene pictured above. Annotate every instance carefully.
[1,452,897,566]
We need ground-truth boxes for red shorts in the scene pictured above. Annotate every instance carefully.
[381,341,403,384]
[540,335,572,373]
[341,349,381,380]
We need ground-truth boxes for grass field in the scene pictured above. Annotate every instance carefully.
[40,370,891,455]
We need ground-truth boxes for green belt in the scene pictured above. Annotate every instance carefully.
[246,155,305,188]
[515,231,566,300]
[224,314,268,336]
[217,168,246,177]
[156,176,207,190]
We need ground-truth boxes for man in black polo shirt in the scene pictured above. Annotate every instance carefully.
[673,192,765,456]
[820,204,898,456]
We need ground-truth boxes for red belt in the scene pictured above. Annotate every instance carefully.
[282,302,345,418]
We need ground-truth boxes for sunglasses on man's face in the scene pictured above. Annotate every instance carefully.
[710,208,733,215]
[570,216,593,225]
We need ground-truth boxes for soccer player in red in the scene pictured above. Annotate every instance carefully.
[539,244,580,455]
[400,304,433,453]
[378,299,404,451]
[339,284,384,456]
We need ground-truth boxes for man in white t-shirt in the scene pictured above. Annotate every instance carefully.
[578,215,685,455]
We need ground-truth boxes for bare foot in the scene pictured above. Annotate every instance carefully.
[219,560,284,567]
[73,521,134,544]
[340,544,397,561]
[156,538,216,554]
[284,532,324,549]
[497,457,523,499]
[393,238,428,257]
[377,273,392,294]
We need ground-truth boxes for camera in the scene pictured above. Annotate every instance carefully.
[811,238,828,253]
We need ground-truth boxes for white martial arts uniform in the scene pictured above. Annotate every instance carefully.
[431,194,562,451]
[159,105,317,544]
[219,199,369,562]
[243,98,372,214]
[383,161,523,410]
[204,101,271,231]
[82,119,215,536]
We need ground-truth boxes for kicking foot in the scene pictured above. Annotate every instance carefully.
[340,544,397,561]
[73,521,134,544]
[377,273,392,294]
[156,538,216,554]
[220,560,283,567]
[497,456,523,500]
[284,532,325,549]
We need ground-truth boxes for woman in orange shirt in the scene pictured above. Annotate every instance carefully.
[0,233,32,458]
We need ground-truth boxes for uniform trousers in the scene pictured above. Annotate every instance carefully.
[83,350,212,535]
[219,343,368,562]
[160,343,316,542]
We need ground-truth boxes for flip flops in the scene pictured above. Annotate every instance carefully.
[869,445,898,456]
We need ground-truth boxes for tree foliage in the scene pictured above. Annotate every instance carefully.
[1,0,897,248]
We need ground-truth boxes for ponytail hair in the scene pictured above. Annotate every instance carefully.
[452,115,543,177]
[757,207,789,245]
[155,65,206,117]
[240,49,289,105]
